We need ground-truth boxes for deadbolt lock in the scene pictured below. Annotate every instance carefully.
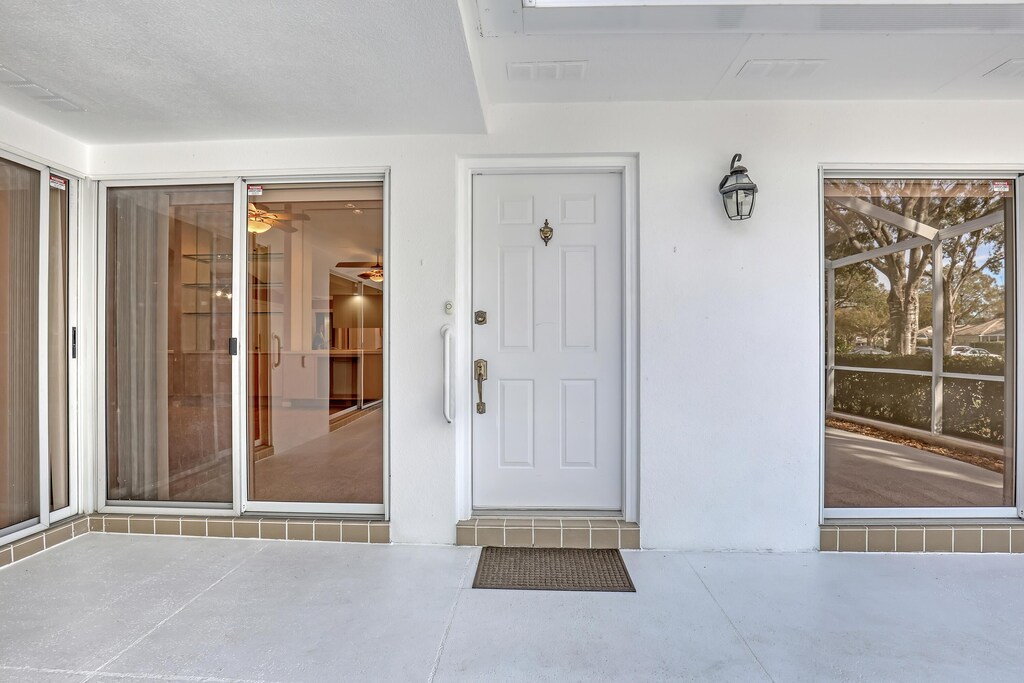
[474,310,487,325]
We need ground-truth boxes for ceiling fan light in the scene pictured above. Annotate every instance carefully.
[248,218,273,234]
[364,268,385,283]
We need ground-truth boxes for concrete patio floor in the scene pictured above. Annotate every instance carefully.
[1,535,1023,682]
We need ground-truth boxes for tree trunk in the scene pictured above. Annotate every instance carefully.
[886,286,919,355]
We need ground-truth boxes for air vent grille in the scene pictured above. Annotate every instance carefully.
[507,61,588,82]
[736,59,825,80]
[0,63,84,112]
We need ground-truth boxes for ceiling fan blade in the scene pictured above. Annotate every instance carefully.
[250,202,270,213]
[267,211,310,221]
[357,272,374,280]
[335,261,379,268]
[271,222,298,234]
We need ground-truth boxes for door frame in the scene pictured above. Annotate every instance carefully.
[236,173,389,518]
[456,156,639,522]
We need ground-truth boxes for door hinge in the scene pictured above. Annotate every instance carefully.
[228,337,239,356]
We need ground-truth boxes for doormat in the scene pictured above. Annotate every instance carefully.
[472,547,635,592]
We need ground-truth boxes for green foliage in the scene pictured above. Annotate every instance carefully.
[833,370,932,431]
[942,378,1005,444]
[835,353,931,371]
[834,353,1004,375]
[943,355,1004,375]
[833,370,1005,445]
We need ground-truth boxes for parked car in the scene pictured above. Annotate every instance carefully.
[965,347,1000,358]
[951,345,973,355]
[915,346,932,355]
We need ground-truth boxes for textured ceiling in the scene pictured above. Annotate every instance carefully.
[470,1,1024,103]
[0,0,486,143]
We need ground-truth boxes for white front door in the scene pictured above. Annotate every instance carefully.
[472,172,623,510]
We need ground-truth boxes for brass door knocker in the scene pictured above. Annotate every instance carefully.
[539,219,553,246]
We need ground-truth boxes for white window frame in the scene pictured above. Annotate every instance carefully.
[97,177,239,516]
[236,173,389,518]
[0,147,82,544]
[819,166,1024,521]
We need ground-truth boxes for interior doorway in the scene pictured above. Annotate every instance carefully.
[242,180,386,515]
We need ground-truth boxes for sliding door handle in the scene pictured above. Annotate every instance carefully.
[441,325,453,423]
[474,359,488,414]
[273,334,282,368]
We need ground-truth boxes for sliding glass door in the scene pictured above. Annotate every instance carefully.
[100,176,387,517]
[104,184,235,506]
[0,153,76,543]
[243,180,385,514]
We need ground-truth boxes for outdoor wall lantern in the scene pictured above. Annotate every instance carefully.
[718,153,758,221]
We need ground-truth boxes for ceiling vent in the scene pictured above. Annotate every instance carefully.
[0,64,84,112]
[507,60,587,82]
[736,59,825,80]
[984,59,1024,78]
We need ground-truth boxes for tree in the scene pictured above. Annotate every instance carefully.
[941,224,1004,354]
[825,180,1006,356]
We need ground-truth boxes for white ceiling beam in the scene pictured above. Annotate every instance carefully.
[827,195,939,240]
[828,235,932,270]
[937,209,1005,239]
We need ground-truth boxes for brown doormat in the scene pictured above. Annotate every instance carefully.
[472,547,635,592]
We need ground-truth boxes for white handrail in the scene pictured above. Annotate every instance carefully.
[440,324,453,423]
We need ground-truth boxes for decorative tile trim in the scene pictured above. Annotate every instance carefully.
[1,514,390,571]
[93,514,390,545]
[456,517,640,549]
[821,523,1024,553]
[0,515,91,570]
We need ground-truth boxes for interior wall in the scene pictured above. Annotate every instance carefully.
[80,100,1024,549]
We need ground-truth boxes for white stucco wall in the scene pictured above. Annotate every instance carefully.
[0,105,88,172]
[9,100,1024,550]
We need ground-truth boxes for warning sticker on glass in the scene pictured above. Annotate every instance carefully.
[48,175,67,191]
[247,185,263,196]
[992,181,1010,193]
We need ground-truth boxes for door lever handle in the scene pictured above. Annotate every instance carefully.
[474,359,488,414]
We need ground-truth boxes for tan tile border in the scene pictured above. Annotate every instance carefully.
[823,523,1024,553]
[455,517,642,549]
[1,513,391,571]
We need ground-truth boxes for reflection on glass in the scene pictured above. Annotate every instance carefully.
[825,178,1014,508]
[106,185,234,503]
[49,179,69,511]
[0,157,40,531]
[248,183,384,504]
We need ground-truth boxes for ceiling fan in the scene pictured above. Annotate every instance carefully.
[247,203,309,234]
[336,252,384,283]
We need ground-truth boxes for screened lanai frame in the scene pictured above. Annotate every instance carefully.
[819,167,1024,521]
[0,145,82,545]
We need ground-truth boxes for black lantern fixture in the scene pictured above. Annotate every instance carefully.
[718,153,758,221]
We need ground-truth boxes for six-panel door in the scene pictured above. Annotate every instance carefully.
[472,173,623,510]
